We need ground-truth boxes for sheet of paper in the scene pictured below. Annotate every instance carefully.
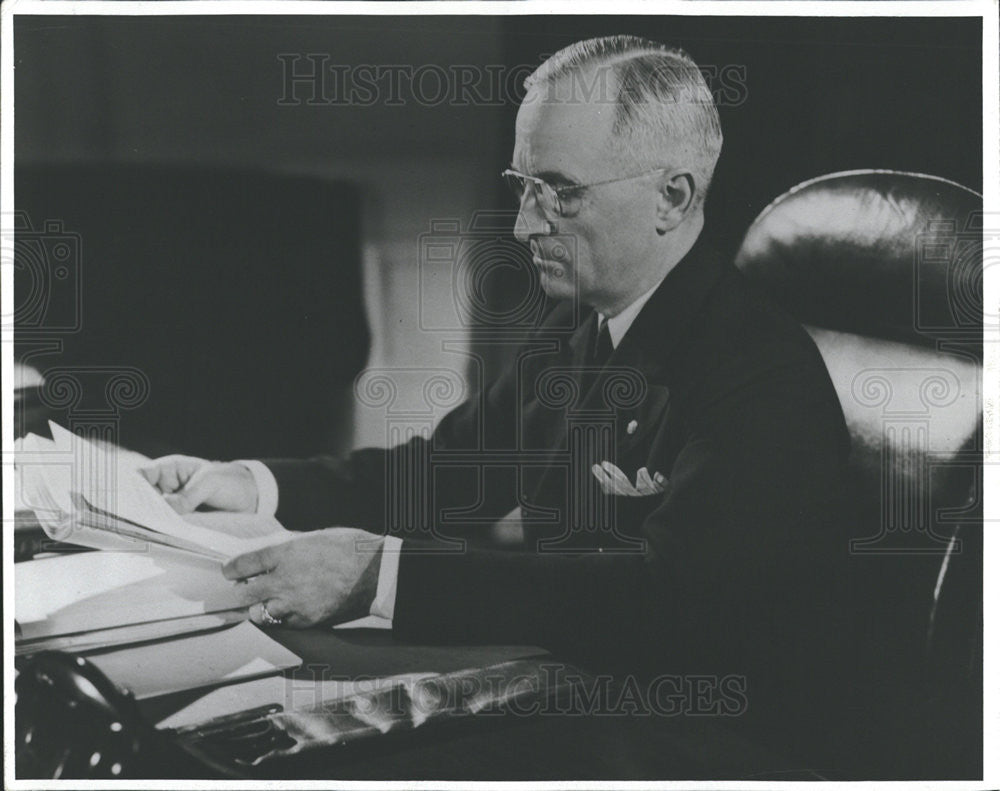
[15,433,152,553]
[183,510,288,540]
[14,432,75,524]
[15,547,246,641]
[47,422,251,558]
[17,424,292,559]
[16,611,246,656]
[334,614,392,630]
[86,622,301,700]
[182,510,292,553]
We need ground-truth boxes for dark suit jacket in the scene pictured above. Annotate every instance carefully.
[263,236,851,726]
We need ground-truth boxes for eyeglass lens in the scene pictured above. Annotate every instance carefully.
[504,173,562,215]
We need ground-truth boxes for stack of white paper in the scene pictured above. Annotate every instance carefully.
[14,422,304,656]
[15,548,248,644]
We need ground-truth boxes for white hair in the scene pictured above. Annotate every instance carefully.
[524,35,723,207]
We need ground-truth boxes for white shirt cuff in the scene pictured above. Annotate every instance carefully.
[370,536,402,621]
[235,460,279,517]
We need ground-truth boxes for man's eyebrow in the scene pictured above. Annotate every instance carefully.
[536,169,573,183]
[508,162,580,186]
[532,168,580,187]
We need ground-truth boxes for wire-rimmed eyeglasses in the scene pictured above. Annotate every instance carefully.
[501,167,674,218]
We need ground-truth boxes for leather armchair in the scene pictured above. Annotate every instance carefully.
[736,170,983,776]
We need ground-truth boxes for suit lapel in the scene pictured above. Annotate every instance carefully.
[569,309,598,358]
[526,236,730,502]
[618,235,728,365]
[531,311,596,451]
[599,238,729,455]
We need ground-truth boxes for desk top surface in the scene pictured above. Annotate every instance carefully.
[130,627,804,781]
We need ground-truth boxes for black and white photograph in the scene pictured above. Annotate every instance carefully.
[3,1,997,785]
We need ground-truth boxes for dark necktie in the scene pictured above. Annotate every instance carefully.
[579,315,614,401]
[593,316,614,367]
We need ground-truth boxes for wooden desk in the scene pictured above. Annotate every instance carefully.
[12,520,802,778]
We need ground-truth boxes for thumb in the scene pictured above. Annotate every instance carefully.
[137,466,158,486]
[163,468,215,514]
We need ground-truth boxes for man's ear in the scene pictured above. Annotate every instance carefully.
[655,171,696,235]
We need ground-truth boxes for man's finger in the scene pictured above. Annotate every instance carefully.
[223,546,279,581]
[248,600,289,628]
[591,464,613,494]
[164,465,185,494]
[603,461,639,496]
[141,455,206,494]
[139,462,182,494]
[163,491,197,514]
[162,468,215,513]
[233,575,276,607]
[248,602,266,626]
[636,467,656,494]
[138,465,174,493]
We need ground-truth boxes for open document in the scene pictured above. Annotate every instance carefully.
[14,421,290,560]
[13,422,298,653]
[14,422,391,653]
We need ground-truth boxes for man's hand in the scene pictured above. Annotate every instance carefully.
[223,528,384,628]
[139,455,258,514]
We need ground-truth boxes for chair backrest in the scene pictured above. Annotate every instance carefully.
[15,163,370,459]
[736,169,981,548]
[735,170,982,766]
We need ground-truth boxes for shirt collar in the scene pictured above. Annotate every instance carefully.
[597,275,667,349]
[568,234,728,365]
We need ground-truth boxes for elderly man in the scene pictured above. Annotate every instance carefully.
[143,36,849,727]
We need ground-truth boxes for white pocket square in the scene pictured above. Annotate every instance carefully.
[591,462,666,497]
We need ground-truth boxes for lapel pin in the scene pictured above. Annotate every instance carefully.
[626,420,638,435]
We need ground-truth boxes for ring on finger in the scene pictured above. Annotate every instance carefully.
[260,602,283,626]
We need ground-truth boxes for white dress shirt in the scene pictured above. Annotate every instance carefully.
[598,275,664,350]
[238,273,666,623]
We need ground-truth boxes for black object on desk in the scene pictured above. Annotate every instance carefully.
[13,510,91,562]
[15,651,243,779]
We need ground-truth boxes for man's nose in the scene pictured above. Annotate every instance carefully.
[513,192,553,243]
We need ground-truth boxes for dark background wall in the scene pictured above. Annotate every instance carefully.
[14,14,982,453]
